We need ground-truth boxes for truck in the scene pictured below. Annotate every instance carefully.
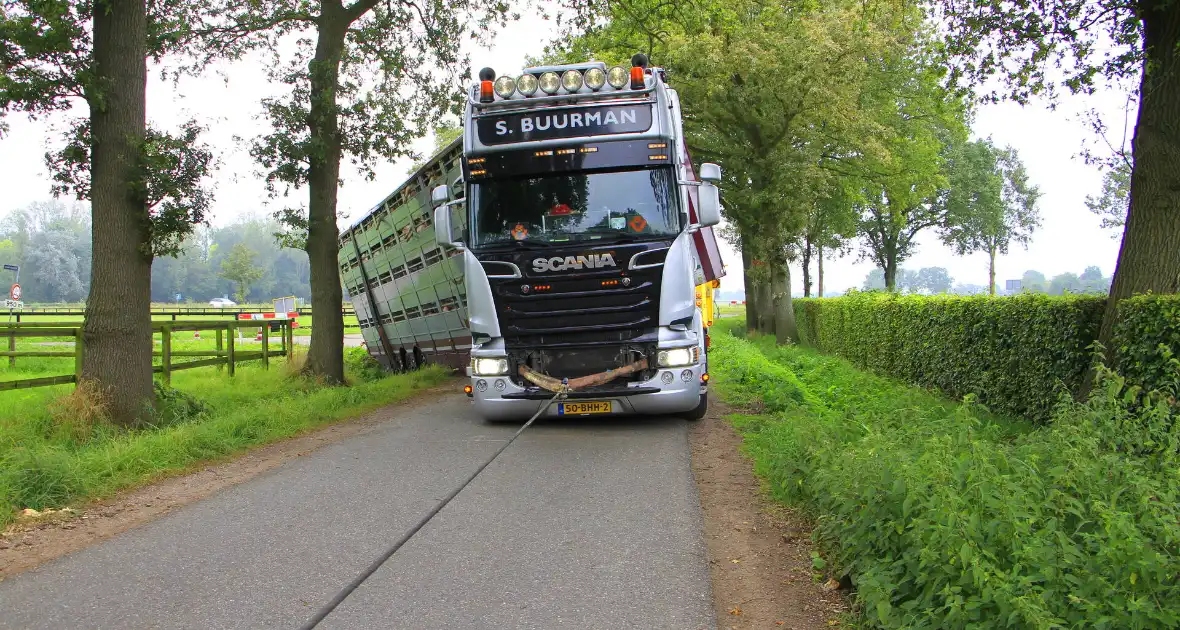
[339,53,726,421]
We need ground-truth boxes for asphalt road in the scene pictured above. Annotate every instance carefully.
[0,393,715,629]
[289,333,366,347]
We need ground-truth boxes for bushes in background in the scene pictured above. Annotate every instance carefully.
[711,325,1180,629]
[794,293,1180,420]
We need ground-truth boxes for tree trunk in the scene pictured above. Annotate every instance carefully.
[773,259,799,345]
[988,246,997,296]
[303,20,348,384]
[1096,1,1180,354]
[741,236,757,334]
[83,0,153,425]
[755,276,775,335]
[801,236,812,298]
[884,254,898,292]
[817,244,824,298]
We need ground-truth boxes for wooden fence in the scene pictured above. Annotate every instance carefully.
[0,320,295,391]
[3,306,354,320]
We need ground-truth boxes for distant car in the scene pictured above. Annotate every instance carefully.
[209,298,237,308]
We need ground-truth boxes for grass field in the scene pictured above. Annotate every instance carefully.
[0,354,449,529]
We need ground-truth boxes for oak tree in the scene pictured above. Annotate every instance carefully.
[938,0,1180,352]
[851,43,969,292]
[1,0,213,422]
[940,139,1041,294]
[218,243,264,303]
[177,0,512,383]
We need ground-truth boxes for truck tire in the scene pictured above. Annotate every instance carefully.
[683,392,708,421]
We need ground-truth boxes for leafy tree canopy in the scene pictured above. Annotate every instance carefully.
[0,0,215,255]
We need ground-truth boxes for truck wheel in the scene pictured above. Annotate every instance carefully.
[683,392,708,421]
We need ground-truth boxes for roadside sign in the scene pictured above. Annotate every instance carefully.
[2,264,17,272]
[10,284,21,301]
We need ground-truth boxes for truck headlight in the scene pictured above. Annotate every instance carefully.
[657,347,698,368]
[472,357,509,376]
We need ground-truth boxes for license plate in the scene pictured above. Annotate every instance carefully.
[558,401,612,415]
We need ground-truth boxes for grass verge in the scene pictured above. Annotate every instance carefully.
[0,359,449,529]
[710,319,1180,629]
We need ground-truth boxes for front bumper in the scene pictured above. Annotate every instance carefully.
[468,365,706,421]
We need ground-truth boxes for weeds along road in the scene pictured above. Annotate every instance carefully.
[0,392,715,629]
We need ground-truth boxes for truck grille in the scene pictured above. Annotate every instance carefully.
[494,274,661,346]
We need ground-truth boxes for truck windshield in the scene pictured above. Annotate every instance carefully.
[470,167,680,246]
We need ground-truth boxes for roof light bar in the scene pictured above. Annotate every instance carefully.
[493,76,516,99]
[607,66,628,89]
[517,73,539,96]
[539,72,560,95]
[562,70,583,92]
[475,55,654,103]
[585,67,607,90]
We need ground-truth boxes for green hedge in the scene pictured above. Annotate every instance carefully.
[1113,295,1180,394]
[711,326,1180,629]
[794,293,1180,420]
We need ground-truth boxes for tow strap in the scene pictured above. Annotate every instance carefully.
[518,359,648,393]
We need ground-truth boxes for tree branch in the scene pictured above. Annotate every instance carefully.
[346,0,382,23]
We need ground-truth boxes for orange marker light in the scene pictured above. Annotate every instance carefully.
[464,385,473,394]
[701,373,710,383]
[630,66,645,89]
[479,80,494,103]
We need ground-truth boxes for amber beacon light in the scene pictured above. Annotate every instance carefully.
[630,53,648,89]
[478,67,495,103]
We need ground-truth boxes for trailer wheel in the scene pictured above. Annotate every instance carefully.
[683,392,708,421]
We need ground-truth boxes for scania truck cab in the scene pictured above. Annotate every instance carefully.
[431,54,726,421]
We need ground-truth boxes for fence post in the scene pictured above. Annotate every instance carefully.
[74,327,83,384]
[227,323,236,377]
[262,322,269,369]
[216,328,224,371]
[161,326,172,386]
[286,320,294,360]
[7,327,13,368]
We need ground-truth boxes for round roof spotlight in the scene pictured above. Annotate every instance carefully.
[493,76,516,99]
[631,53,649,68]
[516,73,539,96]
[584,67,607,90]
[607,66,628,89]
[561,70,583,92]
[478,67,496,81]
[539,71,561,95]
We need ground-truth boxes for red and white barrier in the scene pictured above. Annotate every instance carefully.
[237,312,299,320]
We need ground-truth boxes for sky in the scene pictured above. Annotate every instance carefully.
[0,11,1132,297]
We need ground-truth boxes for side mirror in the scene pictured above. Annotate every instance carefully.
[433,205,461,248]
[696,181,722,228]
[431,185,450,207]
[699,162,721,184]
